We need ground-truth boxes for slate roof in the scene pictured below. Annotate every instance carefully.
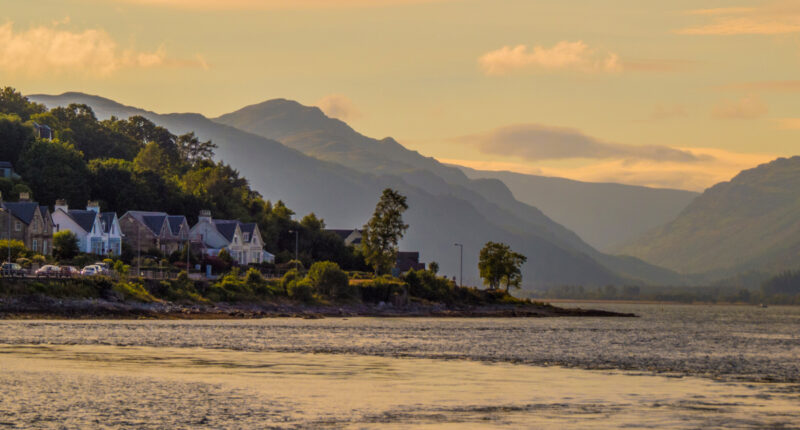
[167,215,187,236]
[65,210,97,232]
[3,202,39,225]
[0,161,12,169]
[239,223,257,243]
[100,212,116,234]
[213,220,238,242]
[142,215,167,236]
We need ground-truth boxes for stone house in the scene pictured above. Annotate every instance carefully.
[0,193,53,256]
[190,210,273,265]
[119,211,190,255]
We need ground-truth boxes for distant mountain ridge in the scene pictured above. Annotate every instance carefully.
[619,156,800,277]
[31,92,681,287]
[455,167,699,251]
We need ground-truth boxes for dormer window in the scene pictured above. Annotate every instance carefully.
[243,232,250,242]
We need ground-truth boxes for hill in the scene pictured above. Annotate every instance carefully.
[619,157,800,276]
[456,167,698,251]
[31,93,680,287]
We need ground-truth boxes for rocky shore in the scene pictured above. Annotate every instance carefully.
[0,296,636,319]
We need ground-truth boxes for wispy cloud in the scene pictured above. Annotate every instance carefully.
[107,0,445,10]
[718,80,800,92]
[0,22,206,77]
[650,104,688,120]
[712,95,768,119]
[441,148,776,191]
[678,2,800,35]
[316,94,362,122]
[454,123,706,163]
[478,41,622,76]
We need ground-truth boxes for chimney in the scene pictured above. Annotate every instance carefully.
[86,201,100,213]
[55,199,68,213]
[19,192,30,201]
[199,209,212,224]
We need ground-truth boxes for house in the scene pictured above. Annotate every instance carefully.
[0,162,21,180]
[326,228,362,246]
[119,211,190,255]
[190,210,273,265]
[0,193,53,255]
[52,200,123,256]
[395,251,426,273]
[32,122,53,140]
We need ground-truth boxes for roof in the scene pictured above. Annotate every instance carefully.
[239,223,257,243]
[167,215,186,236]
[66,210,97,233]
[213,220,238,242]
[39,206,50,221]
[0,161,12,169]
[327,229,354,240]
[142,215,167,236]
[100,212,116,234]
[3,201,39,225]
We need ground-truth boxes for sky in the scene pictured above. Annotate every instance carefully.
[2,0,798,191]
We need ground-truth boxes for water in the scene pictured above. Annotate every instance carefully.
[1,303,799,428]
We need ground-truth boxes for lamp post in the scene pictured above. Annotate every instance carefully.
[454,243,463,288]
[1,206,10,263]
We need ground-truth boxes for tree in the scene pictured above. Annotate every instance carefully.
[0,114,34,165]
[300,212,325,231]
[362,188,409,275]
[177,132,216,165]
[307,261,352,299]
[53,231,80,260]
[0,87,45,121]
[18,139,89,205]
[428,261,439,274]
[478,241,527,292]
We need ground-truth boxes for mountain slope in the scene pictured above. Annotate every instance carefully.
[214,99,683,284]
[456,167,699,251]
[31,92,640,287]
[620,157,800,276]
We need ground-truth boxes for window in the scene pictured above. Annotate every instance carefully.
[253,251,260,263]
[42,241,47,255]
[243,232,250,242]
[14,221,21,232]
[32,239,38,252]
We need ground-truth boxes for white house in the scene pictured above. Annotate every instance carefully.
[190,210,273,265]
[52,200,123,256]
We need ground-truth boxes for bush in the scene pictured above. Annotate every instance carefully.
[307,261,356,300]
[52,231,79,260]
[113,281,158,302]
[359,276,405,303]
[404,269,454,302]
[288,277,314,302]
[281,268,302,294]
[0,239,27,261]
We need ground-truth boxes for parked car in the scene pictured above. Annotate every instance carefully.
[60,266,80,278]
[35,265,61,278]
[1,262,25,277]
[81,265,103,276]
[92,262,110,272]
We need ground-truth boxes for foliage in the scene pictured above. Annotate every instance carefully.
[478,242,527,291]
[0,87,46,121]
[288,277,314,302]
[307,261,355,300]
[428,261,439,275]
[404,269,454,302]
[357,276,405,303]
[281,268,302,294]
[362,188,409,275]
[17,138,90,205]
[0,239,27,261]
[0,114,34,165]
[53,230,80,260]
[217,248,234,266]
[113,281,158,302]
[176,132,216,165]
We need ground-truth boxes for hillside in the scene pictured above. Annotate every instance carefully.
[457,167,699,251]
[620,157,800,276]
[31,92,680,287]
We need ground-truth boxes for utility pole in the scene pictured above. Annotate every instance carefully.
[454,243,463,288]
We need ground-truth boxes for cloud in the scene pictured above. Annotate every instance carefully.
[650,104,687,120]
[0,22,206,77]
[316,94,362,122]
[454,123,706,163]
[718,80,800,92]
[106,0,444,10]
[478,41,622,76]
[712,95,768,119]
[440,148,776,191]
[678,2,800,35]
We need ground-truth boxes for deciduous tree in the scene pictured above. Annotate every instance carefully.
[478,241,527,292]
[362,188,409,275]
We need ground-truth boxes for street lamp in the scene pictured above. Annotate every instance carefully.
[454,243,463,288]
[0,206,10,263]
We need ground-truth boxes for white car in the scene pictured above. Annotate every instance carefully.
[81,265,103,276]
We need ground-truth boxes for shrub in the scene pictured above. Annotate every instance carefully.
[359,276,405,303]
[113,281,158,302]
[31,254,46,265]
[307,261,355,300]
[281,268,302,294]
[52,231,79,260]
[288,277,314,302]
[0,239,27,261]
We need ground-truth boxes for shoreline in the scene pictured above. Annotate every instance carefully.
[0,297,636,320]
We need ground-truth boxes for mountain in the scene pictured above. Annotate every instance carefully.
[619,157,800,276]
[31,92,679,287]
[455,167,699,251]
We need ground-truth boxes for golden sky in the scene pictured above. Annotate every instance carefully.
[3,0,798,191]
